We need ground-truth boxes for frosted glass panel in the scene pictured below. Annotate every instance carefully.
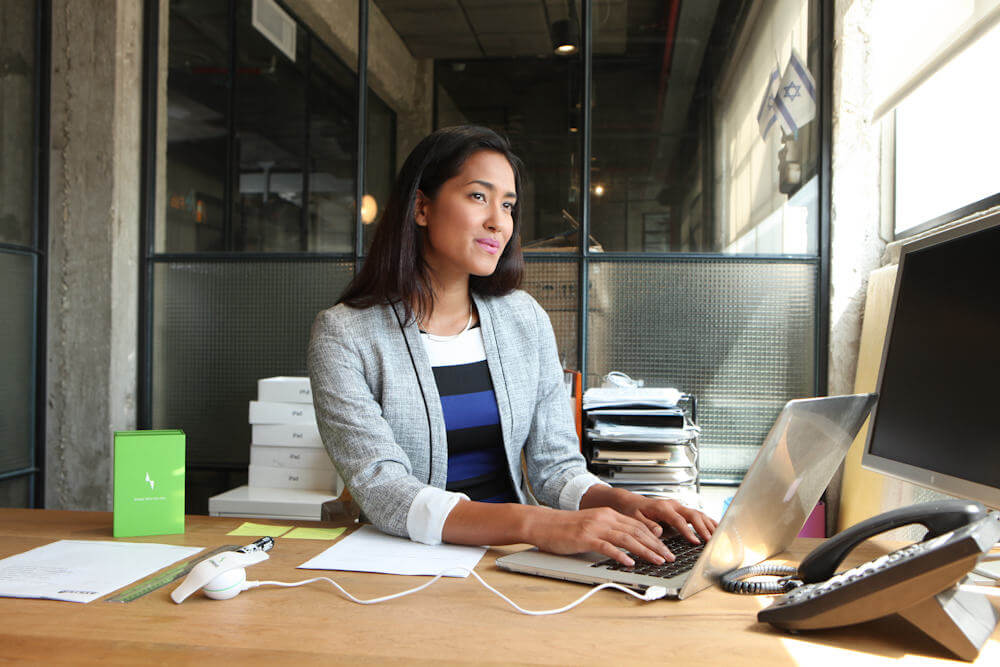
[152,260,353,510]
[0,252,35,476]
[522,259,580,371]
[587,259,817,481]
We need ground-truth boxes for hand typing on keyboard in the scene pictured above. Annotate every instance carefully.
[595,533,708,577]
[610,493,717,549]
[576,485,718,566]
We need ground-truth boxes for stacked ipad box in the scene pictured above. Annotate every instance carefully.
[209,376,342,521]
[247,377,343,494]
[583,386,700,508]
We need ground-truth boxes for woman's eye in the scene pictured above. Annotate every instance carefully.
[470,192,486,202]
[503,202,514,212]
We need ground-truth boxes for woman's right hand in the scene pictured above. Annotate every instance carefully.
[523,506,673,567]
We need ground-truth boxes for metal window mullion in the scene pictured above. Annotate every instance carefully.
[354,0,368,272]
[0,467,40,483]
[224,0,237,251]
[139,0,160,430]
[578,0,592,387]
[302,35,312,252]
[150,252,355,263]
[31,0,52,507]
[816,0,833,397]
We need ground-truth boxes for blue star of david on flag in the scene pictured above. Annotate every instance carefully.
[783,81,801,101]
[756,67,782,140]
[774,48,816,135]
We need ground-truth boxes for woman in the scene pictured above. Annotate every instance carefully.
[308,125,716,567]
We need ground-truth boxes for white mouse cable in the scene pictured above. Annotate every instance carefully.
[241,568,668,615]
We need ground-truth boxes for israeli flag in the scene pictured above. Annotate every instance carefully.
[775,48,817,135]
[756,67,781,140]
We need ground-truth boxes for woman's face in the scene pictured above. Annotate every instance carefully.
[415,149,517,284]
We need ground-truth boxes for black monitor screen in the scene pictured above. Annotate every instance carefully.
[867,219,1000,493]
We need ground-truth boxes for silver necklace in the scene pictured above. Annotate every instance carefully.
[422,305,474,342]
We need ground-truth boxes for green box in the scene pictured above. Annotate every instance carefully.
[113,430,186,537]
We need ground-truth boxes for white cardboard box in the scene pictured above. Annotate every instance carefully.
[208,485,338,521]
[248,464,342,495]
[248,400,316,425]
[258,376,313,404]
[251,423,323,447]
[250,444,333,470]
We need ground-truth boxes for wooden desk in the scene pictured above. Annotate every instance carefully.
[2,509,998,665]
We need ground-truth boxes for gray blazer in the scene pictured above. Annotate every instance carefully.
[307,289,590,538]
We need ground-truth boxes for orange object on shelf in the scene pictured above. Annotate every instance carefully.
[563,369,583,449]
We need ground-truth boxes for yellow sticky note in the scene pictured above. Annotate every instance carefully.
[282,526,347,540]
[227,522,293,537]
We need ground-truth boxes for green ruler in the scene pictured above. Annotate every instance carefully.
[106,544,241,603]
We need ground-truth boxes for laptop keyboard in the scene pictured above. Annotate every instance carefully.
[590,534,705,579]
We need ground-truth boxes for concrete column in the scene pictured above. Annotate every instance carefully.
[829,0,885,397]
[46,0,142,509]
[824,0,886,531]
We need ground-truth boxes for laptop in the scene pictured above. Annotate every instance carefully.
[496,393,877,600]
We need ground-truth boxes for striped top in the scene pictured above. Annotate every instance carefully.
[420,324,517,503]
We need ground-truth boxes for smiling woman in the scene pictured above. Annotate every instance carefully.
[308,125,716,564]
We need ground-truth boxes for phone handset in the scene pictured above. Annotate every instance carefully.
[798,499,987,583]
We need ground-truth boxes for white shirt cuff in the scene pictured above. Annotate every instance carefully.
[558,473,610,510]
[406,486,469,545]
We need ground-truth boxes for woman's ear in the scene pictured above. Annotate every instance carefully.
[414,190,430,227]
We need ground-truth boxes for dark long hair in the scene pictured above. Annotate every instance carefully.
[338,125,525,323]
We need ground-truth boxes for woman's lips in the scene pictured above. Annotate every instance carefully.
[476,238,500,255]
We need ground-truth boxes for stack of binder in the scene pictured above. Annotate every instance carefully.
[583,386,700,507]
[246,377,343,496]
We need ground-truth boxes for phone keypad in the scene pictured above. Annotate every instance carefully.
[770,543,926,608]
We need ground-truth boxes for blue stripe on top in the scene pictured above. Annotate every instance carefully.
[420,325,516,504]
[439,389,500,431]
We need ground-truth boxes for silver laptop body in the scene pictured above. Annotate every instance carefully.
[495,394,877,600]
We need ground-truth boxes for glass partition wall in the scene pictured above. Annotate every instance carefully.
[0,0,46,508]
[146,0,829,511]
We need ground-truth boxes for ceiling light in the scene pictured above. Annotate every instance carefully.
[550,19,578,55]
[361,194,378,224]
[593,184,605,197]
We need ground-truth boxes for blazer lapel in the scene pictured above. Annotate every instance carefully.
[389,301,449,488]
[473,294,515,458]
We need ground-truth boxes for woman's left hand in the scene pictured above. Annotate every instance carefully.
[614,492,718,545]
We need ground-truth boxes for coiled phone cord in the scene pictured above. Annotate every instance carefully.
[720,562,802,594]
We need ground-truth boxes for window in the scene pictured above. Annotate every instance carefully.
[148,1,829,508]
[162,0,394,252]
[891,23,1000,236]
[0,0,44,507]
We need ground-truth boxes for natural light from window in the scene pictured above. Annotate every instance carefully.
[893,22,1000,234]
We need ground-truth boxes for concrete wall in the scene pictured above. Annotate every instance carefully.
[46,0,143,509]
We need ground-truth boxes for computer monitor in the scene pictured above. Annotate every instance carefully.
[862,211,1000,510]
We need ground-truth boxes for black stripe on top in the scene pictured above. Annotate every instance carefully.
[445,423,501,455]
[431,361,493,396]
[446,473,512,500]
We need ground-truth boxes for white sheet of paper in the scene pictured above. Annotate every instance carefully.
[297,525,485,577]
[0,539,203,603]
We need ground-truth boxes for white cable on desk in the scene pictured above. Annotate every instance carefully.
[245,568,667,615]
